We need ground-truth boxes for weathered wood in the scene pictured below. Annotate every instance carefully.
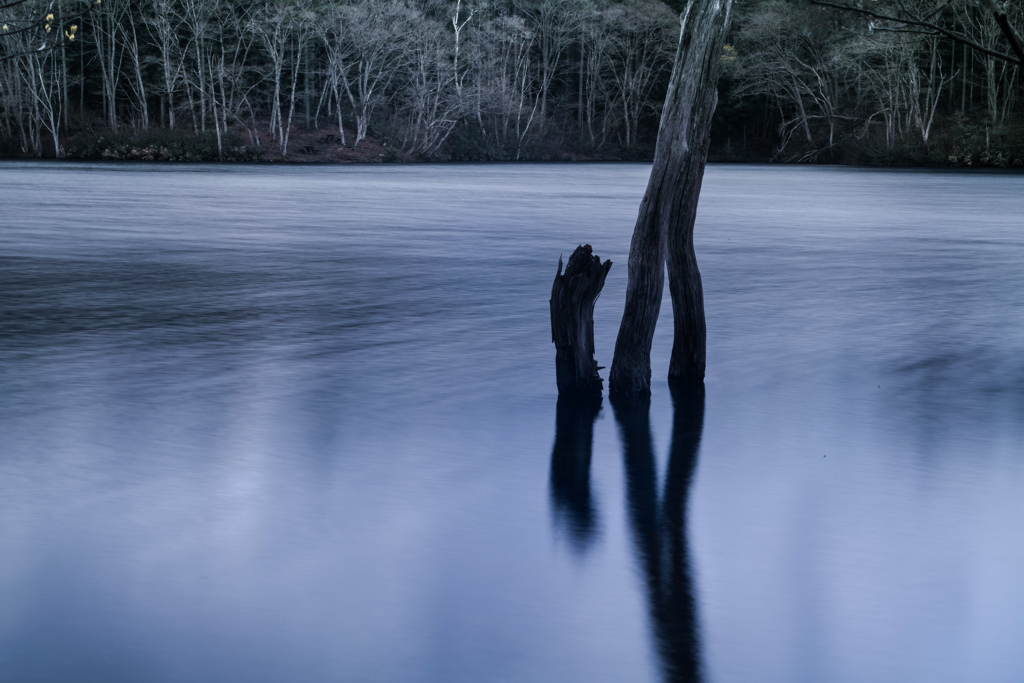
[550,244,612,396]
[667,1,732,385]
[610,0,733,396]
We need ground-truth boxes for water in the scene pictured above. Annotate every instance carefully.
[1,161,1023,683]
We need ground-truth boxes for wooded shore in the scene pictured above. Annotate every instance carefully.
[5,120,1021,167]
[3,1,1022,167]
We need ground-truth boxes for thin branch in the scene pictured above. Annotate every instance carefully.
[868,26,943,37]
[0,0,33,11]
[981,0,1024,66]
[809,0,1022,65]
[0,21,47,37]
[0,40,58,61]
[922,1,956,23]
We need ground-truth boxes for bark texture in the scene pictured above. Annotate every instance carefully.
[550,244,613,396]
[610,0,733,396]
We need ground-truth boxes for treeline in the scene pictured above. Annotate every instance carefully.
[1,0,1022,165]
[0,0,682,160]
[718,0,1024,166]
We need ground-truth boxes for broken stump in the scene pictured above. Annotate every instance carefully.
[550,244,612,396]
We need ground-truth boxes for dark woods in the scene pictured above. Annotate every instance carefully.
[719,0,1024,166]
[0,0,682,160]
[2,0,1021,164]
[549,384,707,682]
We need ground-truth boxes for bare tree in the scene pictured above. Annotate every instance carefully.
[143,0,185,129]
[810,0,1024,66]
[735,2,853,158]
[579,7,615,146]
[488,12,541,158]
[402,16,462,157]
[250,0,291,148]
[336,0,413,149]
[1,0,76,155]
[25,35,63,154]
[610,0,734,395]
[1,0,73,63]
[450,0,474,102]
[120,1,149,128]
[2,0,701,160]
[515,0,579,131]
[603,0,676,148]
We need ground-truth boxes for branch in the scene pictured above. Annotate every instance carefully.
[0,39,58,62]
[0,21,45,37]
[981,0,1024,66]
[809,0,1022,65]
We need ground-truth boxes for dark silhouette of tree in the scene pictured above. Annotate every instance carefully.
[608,0,733,396]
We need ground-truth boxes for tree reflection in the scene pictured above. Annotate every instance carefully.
[549,394,603,554]
[612,383,705,683]
[548,384,705,681]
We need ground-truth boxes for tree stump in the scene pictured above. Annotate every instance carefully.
[550,244,612,396]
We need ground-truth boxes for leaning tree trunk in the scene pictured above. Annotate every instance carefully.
[609,0,733,396]
[550,245,613,397]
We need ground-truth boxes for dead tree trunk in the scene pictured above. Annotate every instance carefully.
[550,244,613,396]
[609,0,733,396]
[666,1,733,385]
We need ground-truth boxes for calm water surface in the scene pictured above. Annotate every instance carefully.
[1,161,1023,683]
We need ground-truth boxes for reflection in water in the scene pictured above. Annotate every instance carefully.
[6,163,1024,682]
[612,384,705,683]
[549,395,603,553]
[548,385,706,682]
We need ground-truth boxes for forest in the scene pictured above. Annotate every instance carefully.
[1,0,1022,165]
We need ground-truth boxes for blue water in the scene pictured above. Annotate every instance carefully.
[1,161,1023,682]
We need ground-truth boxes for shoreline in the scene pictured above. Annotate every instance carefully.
[5,121,1023,170]
[5,156,1024,172]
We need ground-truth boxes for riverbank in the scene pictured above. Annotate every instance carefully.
[4,118,1024,168]
[0,118,652,165]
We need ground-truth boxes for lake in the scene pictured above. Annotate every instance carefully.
[1,161,1023,683]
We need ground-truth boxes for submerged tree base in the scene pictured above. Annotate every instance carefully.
[550,245,612,397]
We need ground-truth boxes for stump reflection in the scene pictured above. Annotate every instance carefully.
[549,394,603,554]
